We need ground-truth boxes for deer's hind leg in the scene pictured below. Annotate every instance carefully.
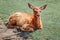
[7,18,16,28]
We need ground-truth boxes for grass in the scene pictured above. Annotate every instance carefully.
[0,0,60,40]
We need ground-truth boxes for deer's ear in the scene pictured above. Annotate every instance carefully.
[28,3,34,9]
[40,4,47,10]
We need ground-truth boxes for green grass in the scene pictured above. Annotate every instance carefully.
[0,0,60,40]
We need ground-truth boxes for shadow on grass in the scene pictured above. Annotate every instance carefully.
[16,28,34,40]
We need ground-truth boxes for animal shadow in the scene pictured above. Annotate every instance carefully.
[16,28,34,40]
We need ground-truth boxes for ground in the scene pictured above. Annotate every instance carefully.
[0,0,60,40]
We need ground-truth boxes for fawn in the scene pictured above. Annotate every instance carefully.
[7,3,47,32]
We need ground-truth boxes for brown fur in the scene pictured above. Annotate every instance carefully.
[7,3,47,32]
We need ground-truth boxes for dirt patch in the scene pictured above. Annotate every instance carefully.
[0,19,34,40]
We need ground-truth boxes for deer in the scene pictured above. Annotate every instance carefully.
[7,3,47,32]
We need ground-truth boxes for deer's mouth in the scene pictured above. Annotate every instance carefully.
[37,14,40,17]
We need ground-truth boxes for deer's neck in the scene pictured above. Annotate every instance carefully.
[31,12,40,29]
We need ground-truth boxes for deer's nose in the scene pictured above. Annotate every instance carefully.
[37,13,40,16]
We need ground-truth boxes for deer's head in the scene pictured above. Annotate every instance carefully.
[28,3,47,16]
